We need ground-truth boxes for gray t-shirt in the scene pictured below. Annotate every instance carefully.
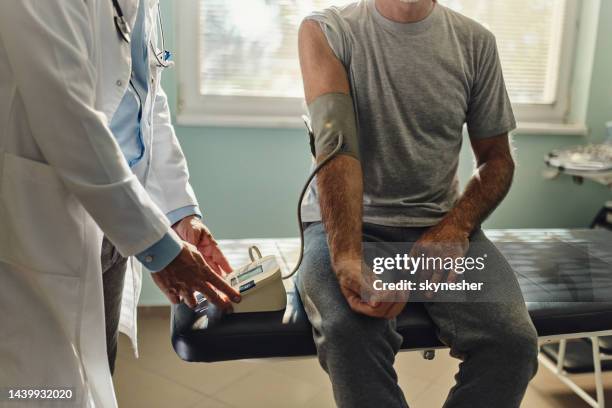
[301,0,516,227]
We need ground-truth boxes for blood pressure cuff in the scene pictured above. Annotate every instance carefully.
[307,92,360,161]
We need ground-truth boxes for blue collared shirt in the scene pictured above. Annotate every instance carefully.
[109,0,200,272]
[109,0,148,167]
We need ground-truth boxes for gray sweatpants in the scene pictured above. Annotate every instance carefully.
[296,223,538,408]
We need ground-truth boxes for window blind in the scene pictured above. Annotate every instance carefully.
[198,0,567,104]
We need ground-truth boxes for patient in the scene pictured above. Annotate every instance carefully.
[296,0,538,407]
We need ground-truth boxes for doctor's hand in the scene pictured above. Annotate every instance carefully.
[172,215,233,276]
[334,258,406,319]
[151,242,241,309]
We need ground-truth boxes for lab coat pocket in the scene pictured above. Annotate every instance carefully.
[0,153,86,277]
[31,267,83,345]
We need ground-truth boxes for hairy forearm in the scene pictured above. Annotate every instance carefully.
[317,155,363,264]
[442,155,515,234]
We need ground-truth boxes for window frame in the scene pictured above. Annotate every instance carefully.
[175,0,582,129]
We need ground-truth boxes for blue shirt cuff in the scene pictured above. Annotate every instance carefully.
[136,231,182,272]
[167,205,202,226]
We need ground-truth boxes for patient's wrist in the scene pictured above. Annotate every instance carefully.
[438,213,473,238]
[331,250,361,271]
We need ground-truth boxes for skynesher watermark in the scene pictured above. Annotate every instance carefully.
[372,279,484,293]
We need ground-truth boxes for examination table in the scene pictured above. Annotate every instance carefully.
[171,229,612,407]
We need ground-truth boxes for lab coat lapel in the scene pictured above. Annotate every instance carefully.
[118,0,140,32]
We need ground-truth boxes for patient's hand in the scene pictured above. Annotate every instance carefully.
[334,258,407,319]
[411,222,470,296]
[173,215,232,276]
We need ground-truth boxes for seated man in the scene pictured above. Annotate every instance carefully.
[296,0,538,407]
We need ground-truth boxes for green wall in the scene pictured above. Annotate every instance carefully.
[140,0,611,305]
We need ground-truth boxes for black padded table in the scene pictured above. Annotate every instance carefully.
[171,229,612,363]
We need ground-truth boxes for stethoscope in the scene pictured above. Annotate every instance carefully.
[112,0,173,68]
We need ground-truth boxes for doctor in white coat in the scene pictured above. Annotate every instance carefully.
[0,0,240,407]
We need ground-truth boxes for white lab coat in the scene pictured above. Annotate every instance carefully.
[0,0,197,407]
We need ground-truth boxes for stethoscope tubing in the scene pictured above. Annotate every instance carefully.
[111,0,171,67]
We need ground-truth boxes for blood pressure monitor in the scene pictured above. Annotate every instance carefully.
[195,249,287,314]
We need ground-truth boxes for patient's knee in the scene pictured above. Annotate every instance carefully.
[320,312,360,346]
[494,322,539,379]
[320,311,396,352]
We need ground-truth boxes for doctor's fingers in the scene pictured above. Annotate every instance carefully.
[180,290,199,309]
[197,240,233,275]
[199,255,223,276]
[196,282,232,311]
[202,253,229,277]
[195,257,241,303]
[211,248,233,275]
[150,273,181,304]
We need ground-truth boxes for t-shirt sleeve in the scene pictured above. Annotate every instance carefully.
[466,32,516,139]
[305,8,351,67]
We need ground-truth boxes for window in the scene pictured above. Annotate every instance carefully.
[176,0,579,127]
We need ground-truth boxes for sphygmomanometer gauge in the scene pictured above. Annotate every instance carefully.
[194,252,286,314]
